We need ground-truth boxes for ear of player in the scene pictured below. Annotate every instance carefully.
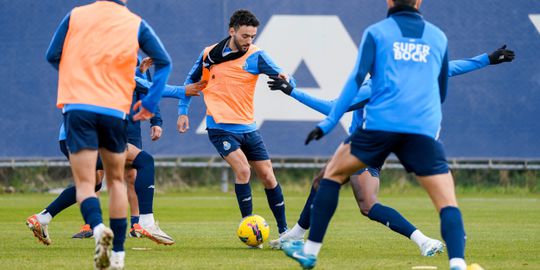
[488,45,515,65]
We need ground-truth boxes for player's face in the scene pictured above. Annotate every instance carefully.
[230,25,257,52]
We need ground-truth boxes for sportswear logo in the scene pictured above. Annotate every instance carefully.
[223,141,231,151]
[242,196,252,202]
[393,41,430,63]
[147,185,155,189]
[275,201,285,207]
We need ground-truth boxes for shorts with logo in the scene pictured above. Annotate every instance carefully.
[207,129,269,161]
[344,129,449,177]
[64,110,128,154]
[59,140,104,170]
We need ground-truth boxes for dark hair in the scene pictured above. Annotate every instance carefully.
[229,9,260,30]
[393,0,417,7]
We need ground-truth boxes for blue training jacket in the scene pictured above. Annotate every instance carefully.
[318,6,448,139]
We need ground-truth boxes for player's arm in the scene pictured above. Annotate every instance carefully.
[135,19,172,119]
[439,46,449,103]
[45,12,71,70]
[246,50,289,80]
[178,50,205,116]
[449,45,514,77]
[268,77,371,115]
[306,31,375,144]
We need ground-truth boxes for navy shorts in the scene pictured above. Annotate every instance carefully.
[345,129,449,176]
[126,120,143,149]
[64,110,128,154]
[207,129,269,161]
[59,140,104,170]
[352,166,381,177]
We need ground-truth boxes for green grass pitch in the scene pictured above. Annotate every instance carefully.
[1,190,538,269]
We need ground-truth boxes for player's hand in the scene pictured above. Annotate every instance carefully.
[305,127,324,145]
[267,76,293,95]
[185,80,207,96]
[177,115,190,133]
[150,126,162,141]
[139,57,153,73]
[132,100,154,121]
[488,45,515,65]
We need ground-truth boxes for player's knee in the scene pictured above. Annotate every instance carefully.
[359,199,377,216]
[235,166,251,182]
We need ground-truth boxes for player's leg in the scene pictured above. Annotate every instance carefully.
[396,134,469,270]
[284,130,391,268]
[350,169,444,256]
[125,168,140,237]
[269,164,327,249]
[208,129,253,218]
[72,158,105,239]
[244,131,287,235]
[126,143,174,245]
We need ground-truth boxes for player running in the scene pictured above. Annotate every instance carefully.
[177,9,291,242]
[45,0,171,267]
[280,0,503,269]
[266,47,514,257]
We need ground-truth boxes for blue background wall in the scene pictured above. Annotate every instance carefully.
[0,0,538,160]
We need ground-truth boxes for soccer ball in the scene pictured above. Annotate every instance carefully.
[236,215,270,247]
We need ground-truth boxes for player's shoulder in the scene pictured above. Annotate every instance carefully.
[423,20,448,43]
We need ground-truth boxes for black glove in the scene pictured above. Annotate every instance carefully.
[267,76,293,95]
[305,127,324,145]
[488,45,515,65]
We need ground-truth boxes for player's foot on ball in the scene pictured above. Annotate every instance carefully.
[94,227,113,270]
[283,241,317,269]
[109,251,125,270]
[133,221,175,245]
[420,238,445,257]
[129,224,143,238]
[72,224,93,239]
[26,215,51,245]
[270,230,304,250]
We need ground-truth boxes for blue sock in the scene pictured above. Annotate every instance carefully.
[308,179,341,243]
[110,218,127,252]
[440,206,466,260]
[367,203,417,238]
[298,184,317,230]
[80,197,103,229]
[130,216,139,227]
[265,183,288,234]
[234,183,252,217]
[132,151,155,215]
[45,182,103,217]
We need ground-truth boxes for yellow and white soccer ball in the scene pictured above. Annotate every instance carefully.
[236,215,270,247]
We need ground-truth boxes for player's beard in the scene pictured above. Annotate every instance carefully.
[233,36,249,52]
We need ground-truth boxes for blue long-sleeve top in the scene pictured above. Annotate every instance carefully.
[290,53,489,135]
[317,8,449,139]
[179,47,282,133]
[45,0,171,115]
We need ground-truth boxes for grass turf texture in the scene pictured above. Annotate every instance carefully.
[1,190,538,270]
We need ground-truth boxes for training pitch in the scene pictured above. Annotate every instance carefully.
[1,191,538,269]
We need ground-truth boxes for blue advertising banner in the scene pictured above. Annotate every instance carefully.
[0,0,538,159]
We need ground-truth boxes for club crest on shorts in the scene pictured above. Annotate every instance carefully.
[223,141,231,151]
